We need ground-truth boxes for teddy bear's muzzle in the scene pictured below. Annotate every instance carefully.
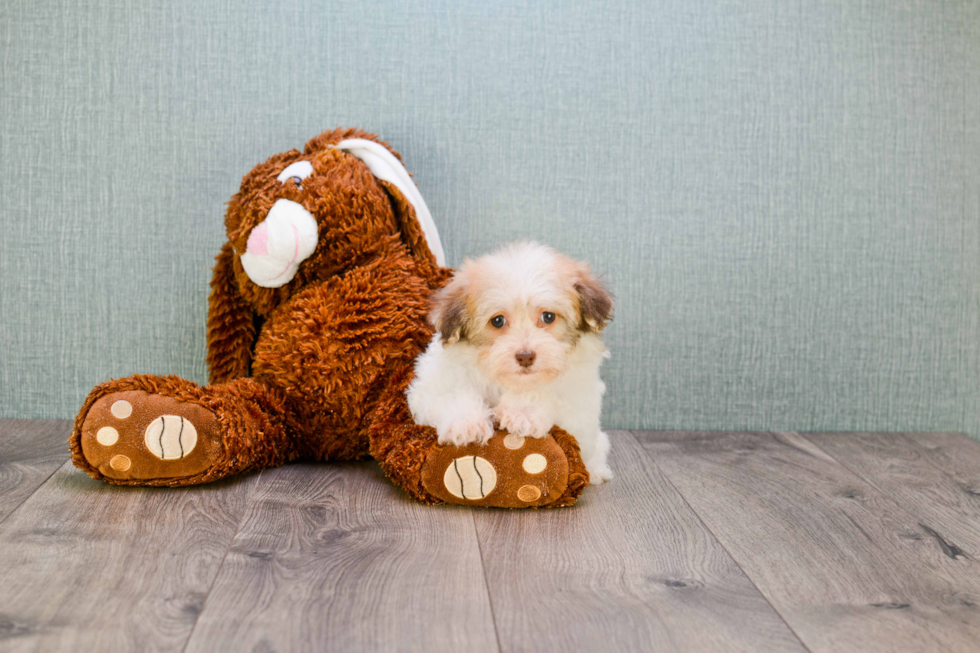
[239,199,318,288]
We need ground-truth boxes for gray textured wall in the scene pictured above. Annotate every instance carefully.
[2,0,978,438]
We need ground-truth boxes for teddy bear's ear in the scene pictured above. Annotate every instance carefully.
[333,139,446,267]
[206,242,257,383]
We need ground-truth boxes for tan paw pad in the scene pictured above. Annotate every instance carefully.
[110,400,132,419]
[443,455,497,500]
[144,416,198,460]
[517,485,541,502]
[109,455,131,472]
[503,433,525,450]
[96,426,119,446]
[522,453,547,474]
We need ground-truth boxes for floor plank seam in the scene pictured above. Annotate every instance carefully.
[470,511,505,653]
[0,457,69,528]
[179,468,264,653]
[627,431,815,653]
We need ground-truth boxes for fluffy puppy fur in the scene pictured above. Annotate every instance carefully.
[407,242,615,483]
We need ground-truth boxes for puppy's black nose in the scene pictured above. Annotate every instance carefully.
[515,350,536,368]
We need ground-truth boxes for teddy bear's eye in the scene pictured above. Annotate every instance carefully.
[491,315,506,328]
[277,161,314,187]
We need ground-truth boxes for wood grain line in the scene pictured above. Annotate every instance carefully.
[639,431,814,651]
[182,461,499,653]
[903,432,980,492]
[0,419,71,524]
[637,430,980,653]
[474,430,806,653]
[0,462,257,652]
[802,432,980,560]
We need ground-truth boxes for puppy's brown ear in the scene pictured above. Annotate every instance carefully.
[207,242,257,383]
[575,269,614,333]
[429,277,468,345]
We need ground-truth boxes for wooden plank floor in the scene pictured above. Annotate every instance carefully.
[2,421,979,652]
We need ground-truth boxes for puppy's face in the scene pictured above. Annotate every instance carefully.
[431,243,613,391]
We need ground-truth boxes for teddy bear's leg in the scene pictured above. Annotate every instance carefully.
[369,370,590,508]
[71,374,297,487]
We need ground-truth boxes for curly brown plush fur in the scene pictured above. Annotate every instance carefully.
[70,128,589,507]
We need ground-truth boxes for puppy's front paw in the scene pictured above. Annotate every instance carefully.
[495,406,552,438]
[438,415,494,447]
[586,460,614,485]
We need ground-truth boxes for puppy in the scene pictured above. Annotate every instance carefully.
[406,242,615,483]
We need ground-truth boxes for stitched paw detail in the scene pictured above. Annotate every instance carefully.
[422,431,570,508]
[78,390,222,481]
[443,455,498,500]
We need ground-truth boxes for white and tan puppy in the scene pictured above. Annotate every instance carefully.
[407,242,615,483]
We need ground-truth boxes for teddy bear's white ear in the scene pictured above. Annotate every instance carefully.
[334,138,446,267]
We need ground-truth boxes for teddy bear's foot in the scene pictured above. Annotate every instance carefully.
[420,428,589,508]
[73,375,297,487]
[77,390,224,483]
[370,369,590,508]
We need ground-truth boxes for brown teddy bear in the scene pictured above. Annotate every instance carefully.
[70,128,591,508]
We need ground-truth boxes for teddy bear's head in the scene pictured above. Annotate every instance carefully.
[221,128,443,315]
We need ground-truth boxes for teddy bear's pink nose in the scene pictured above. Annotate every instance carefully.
[246,222,269,257]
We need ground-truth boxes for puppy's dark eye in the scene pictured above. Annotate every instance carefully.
[491,315,506,328]
[541,312,556,324]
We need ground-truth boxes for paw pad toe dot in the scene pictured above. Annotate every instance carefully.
[517,485,541,502]
[522,453,547,474]
[503,433,525,450]
[96,426,119,446]
[109,455,131,472]
[110,400,132,419]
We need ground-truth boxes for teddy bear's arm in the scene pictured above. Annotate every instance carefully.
[206,242,256,383]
